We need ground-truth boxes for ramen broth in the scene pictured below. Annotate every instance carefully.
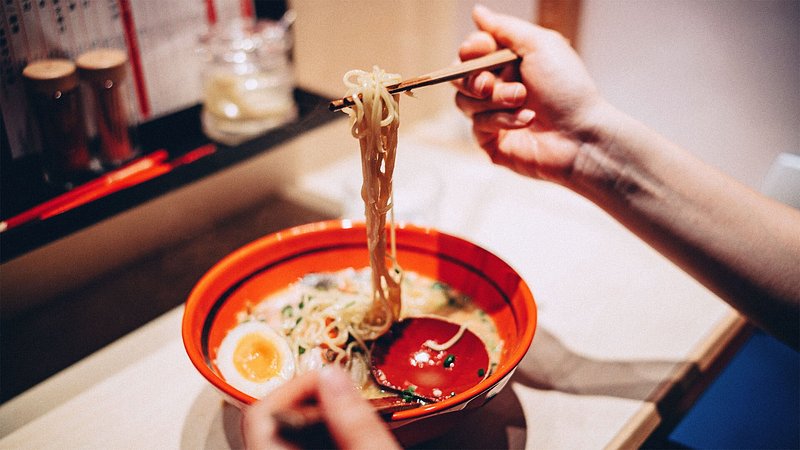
[231,268,504,398]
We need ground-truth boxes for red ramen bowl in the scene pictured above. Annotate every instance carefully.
[182,220,537,445]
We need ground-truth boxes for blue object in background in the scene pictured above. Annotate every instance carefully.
[668,330,800,449]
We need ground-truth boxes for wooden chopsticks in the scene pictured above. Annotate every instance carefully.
[273,395,418,431]
[272,395,419,444]
[328,48,520,111]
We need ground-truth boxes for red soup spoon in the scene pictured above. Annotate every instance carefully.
[370,317,490,402]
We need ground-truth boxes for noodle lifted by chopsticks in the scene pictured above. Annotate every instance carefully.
[342,66,403,340]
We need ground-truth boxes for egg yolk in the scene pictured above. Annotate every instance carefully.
[233,333,282,382]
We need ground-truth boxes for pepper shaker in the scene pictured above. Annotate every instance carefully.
[22,58,92,186]
[76,48,138,167]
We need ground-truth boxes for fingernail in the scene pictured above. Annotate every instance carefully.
[515,109,535,125]
[320,366,352,391]
[500,84,523,103]
[475,74,488,97]
[474,4,490,15]
[473,4,493,26]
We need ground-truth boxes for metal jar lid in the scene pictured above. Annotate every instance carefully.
[76,48,129,84]
[22,59,79,95]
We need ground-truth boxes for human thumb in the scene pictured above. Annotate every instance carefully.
[472,4,541,55]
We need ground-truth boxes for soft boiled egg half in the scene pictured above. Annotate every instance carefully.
[215,320,295,398]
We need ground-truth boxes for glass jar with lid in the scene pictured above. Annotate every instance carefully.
[199,17,297,146]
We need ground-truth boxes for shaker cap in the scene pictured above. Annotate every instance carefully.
[76,48,129,84]
[23,59,79,95]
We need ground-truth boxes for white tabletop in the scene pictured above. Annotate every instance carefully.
[0,115,746,449]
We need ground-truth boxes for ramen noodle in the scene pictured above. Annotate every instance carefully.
[341,67,403,340]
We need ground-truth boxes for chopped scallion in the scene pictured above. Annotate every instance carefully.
[400,385,417,402]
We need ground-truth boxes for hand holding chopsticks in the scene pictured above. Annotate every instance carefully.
[242,368,404,450]
[328,48,520,111]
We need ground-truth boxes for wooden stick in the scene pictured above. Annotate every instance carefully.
[328,48,520,111]
[272,395,419,438]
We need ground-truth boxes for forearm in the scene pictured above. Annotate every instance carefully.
[568,102,800,347]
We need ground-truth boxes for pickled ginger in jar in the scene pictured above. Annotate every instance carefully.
[200,18,297,146]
